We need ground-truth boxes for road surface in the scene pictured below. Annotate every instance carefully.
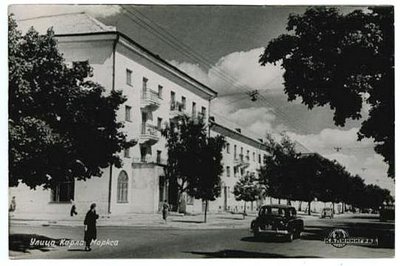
[9,214,394,258]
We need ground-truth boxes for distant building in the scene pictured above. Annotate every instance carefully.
[208,119,268,213]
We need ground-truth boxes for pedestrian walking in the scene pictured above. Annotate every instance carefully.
[162,200,169,223]
[9,196,16,212]
[70,200,78,216]
[84,203,99,251]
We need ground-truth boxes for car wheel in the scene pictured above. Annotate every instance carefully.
[287,232,294,242]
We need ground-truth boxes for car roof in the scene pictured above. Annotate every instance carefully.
[261,204,295,209]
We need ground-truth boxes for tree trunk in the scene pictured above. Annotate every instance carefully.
[287,199,291,206]
[298,201,302,211]
[278,198,281,204]
[204,200,208,223]
[332,202,335,214]
[308,201,311,215]
[243,202,246,219]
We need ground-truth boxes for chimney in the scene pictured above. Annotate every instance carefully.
[235,128,241,133]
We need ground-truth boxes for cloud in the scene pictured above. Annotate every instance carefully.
[170,48,287,138]
[9,4,122,20]
[287,127,374,153]
[169,47,284,96]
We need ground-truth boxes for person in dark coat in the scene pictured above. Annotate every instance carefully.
[162,200,169,223]
[84,203,99,251]
[70,200,78,217]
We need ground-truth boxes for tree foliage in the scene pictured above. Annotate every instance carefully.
[9,16,136,189]
[259,134,393,212]
[162,115,225,220]
[233,172,264,202]
[233,172,264,216]
[259,7,394,178]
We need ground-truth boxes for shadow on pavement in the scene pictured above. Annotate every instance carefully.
[241,236,291,243]
[171,220,204,224]
[187,249,320,258]
[9,234,64,253]
[218,217,246,221]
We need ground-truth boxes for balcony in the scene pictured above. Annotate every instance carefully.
[139,123,160,145]
[169,101,185,120]
[234,154,249,169]
[132,157,167,166]
[141,89,161,112]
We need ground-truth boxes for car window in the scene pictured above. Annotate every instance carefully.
[267,207,285,216]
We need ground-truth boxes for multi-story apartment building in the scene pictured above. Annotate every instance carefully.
[10,13,320,218]
[10,13,216,216]
[208,118,269,213]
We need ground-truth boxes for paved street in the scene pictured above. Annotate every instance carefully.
[9,214,394,259]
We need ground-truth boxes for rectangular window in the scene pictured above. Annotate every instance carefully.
[140,146,147,162]
[226,166,231,177]
[253,152,256,161]
[170,91,176,110]
[259,154,261,164]
[226,143,230,154]
[125,105,132,122]
[124,148,130,158]
[126,69,132,86]
[181,96,186,110]
[201,106,206,116]
[158,85,163,98]
[157,150,162,164]
[142,77,148,93]
[157,117,162,130]
[192,102,197,117]
[51,180,74,202]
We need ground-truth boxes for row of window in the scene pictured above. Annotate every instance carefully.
[124,146,163,163]
[50,170,130,203]
[225,166,254,178]
[125,69,207,121]
[225,143,265,164]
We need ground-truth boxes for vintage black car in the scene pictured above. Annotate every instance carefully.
[250,205,304,242]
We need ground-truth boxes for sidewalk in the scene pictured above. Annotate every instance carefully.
[10,211,320,229]
[10,212,255,229]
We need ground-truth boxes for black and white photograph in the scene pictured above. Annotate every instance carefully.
[4,1,396,260]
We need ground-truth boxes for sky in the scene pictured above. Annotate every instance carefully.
[8,4,395,194]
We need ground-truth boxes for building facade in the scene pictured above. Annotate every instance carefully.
[10,13,216,216]
[208,120,269,213]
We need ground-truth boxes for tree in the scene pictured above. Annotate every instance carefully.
[9,16,136,189]
[162,115,225,222]
[259,7,394,178]
[233,172,264,219]
[260,134,302,204]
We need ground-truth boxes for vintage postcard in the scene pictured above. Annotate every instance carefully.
[7,3,395,259]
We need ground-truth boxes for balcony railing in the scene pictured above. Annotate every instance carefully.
[170,101,185,119]
[132,157,167,166]
[139,123,160,145]
[234,154,249,169]
[141,89,161,111]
